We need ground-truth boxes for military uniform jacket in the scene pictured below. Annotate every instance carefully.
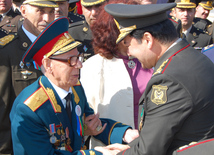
[0,8,22,33]
[0,28,43,154]
[186,25,212,51]
[10,76,131,155]
[68,20,94,60]
[193,17,212,31]
[119,39,214,155]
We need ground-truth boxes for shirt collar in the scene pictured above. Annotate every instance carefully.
[22,25,37,42]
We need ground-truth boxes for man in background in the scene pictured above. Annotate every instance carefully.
[0,0,58,154]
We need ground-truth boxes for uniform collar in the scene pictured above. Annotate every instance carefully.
[22,25,37,42]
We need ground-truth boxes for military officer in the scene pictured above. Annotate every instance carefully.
[68,0,107,60]
[94,3,214,155]
[10,17,137,155]
[173,0,212,51]
[193,0,213,31]
[54,0,84,23]
[0,0,58,154]
[0,0,22,33]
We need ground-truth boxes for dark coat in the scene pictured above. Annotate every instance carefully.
[0,28,43,154]
[119,39,214,155]
[0,8,22,33]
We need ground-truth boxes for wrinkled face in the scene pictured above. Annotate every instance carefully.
[123,35,155,69]
[20,4,55,36]
[195,5,210,19]
[0,0,12,14]
[174,7,195,29]
[49,48,82,90]
[81,4,100,26]
[55,1,69,19]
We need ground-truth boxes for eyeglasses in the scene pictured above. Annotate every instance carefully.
[49,53,84,67]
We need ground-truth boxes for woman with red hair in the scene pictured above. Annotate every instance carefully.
[80,0,153,148]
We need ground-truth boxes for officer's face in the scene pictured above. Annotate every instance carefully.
[48,48,82,91]
[124,34,156,69]
[20,4,55,36]
[195,5,210,19]
[81,5,100,26]
[0,0,12,14]
[174,7,195,29]
[55,1,69,19]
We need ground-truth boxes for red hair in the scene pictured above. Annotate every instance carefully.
[91,0,139,59]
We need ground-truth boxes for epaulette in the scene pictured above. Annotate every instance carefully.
[202,44,214,53]
[69,20,85,28]
[24,87,49,112]
[170,16,179,23]
[0,33,17,48]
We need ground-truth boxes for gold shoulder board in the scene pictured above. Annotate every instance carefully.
[0,34,15,46]
[24,87,48,112]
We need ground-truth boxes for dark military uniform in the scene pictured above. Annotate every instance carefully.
[0,7,22,33]
[68,12,85,23]
[193,17,212,31]
[104,3,214,155]
[0,28,43,154]
[168,15,182,37]
[119,39,214,155]
[185,25,212,51]
[68,20,94,60]
[0,28,7,38]
[172,138,214,155]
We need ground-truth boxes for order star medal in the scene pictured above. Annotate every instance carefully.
[49,123,57,144]
[128,60,136,69]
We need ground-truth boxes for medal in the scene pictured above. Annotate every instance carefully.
[50,135,57,144]
[26,62,31,68]
[128,60,136,69]
[75,105,81,117]
[19,61,24,69]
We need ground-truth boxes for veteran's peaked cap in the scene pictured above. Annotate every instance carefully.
[22,17,81,66]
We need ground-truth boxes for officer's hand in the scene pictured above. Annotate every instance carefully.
[123,129,139,143]
[84,113,107,136]
[95,143,130,155]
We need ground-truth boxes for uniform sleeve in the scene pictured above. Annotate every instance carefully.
[119,74,193,155]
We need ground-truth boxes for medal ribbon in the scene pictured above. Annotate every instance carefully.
[76,115,84,136]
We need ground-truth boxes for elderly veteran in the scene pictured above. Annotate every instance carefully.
[94,3,214,155]
[10,17,138,155]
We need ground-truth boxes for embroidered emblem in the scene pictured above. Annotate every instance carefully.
[151,85,168,105]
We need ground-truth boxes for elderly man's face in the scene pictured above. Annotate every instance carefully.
[81,4,100,26]
[49,48,82,91]
[195,5,210,19]
[55,1,69,19]
[0,0,12,14]
[20,4,55,36]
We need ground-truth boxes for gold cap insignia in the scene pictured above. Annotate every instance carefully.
[151,85,168,105]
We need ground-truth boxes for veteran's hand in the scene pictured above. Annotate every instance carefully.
[123,129,139,143]
[84,113,107,136]
[95,144,130,155]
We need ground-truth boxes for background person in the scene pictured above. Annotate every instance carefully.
[80,0,152,149]
[0,0,58,154]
